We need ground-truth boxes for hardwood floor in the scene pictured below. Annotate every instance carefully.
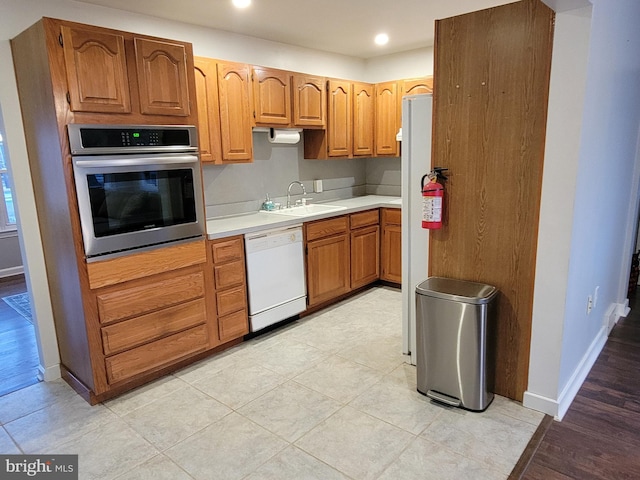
[0,274,39,397]
[512,290,640,479]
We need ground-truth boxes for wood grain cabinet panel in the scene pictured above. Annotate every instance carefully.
[352,82,375,156]
[402,77,434,96]
[306,233,350,306]
[105,324,208,384]
[217,61,253,163]
[351,224,380,289]
[219,309,249,342]
[292,74,326,127]
[214,260,245,289]
[305,216,349,242]
[101,298,206,355]
[211,237,244,263]
[194,56,222,163]
[350,209,379,229]
[216,286,247,317]
[252,66,292,126]
[381,208,401,283]
[327,79,352,157]
[96,271,205,324]
[375,81,400,156]
[60,25,131,113]
[134,37,190,116]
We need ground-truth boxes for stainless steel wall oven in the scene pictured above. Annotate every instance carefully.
[68,124,204,261]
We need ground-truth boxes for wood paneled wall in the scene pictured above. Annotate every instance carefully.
[429,0,554,401]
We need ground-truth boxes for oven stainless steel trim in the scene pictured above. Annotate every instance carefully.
[68,124,198,156]
[72,152,205,261]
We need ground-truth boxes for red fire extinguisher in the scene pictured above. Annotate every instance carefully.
[421,168,448,229]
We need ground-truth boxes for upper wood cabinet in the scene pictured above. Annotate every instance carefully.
[375,81,400,156]
[59,21,193,118]
[402,76,434,96]
[251,66,292,126]
[134,38,190,116]
[217,61,254,163]
[194,57,222,164]
[60,25,132,114]
[327,79,352,157]
[292,74,326,127]
[352,82,375,157]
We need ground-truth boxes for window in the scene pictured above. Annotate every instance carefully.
[0,132,17,232]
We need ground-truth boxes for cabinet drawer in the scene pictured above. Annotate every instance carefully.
[101,298,206,355]
[97,272,205,324]
[350,209,379,229]
[105,324,208,384]
[216,285,247,317]
[382,208,401,225]
[305,215,349,241]
[219,309,248,342]
[214,260,245,289]
[211,237,244,263]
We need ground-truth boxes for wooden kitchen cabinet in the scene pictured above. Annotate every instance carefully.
[375,81,400,156]
[59,20,194,119]
[305,216,351,306]
[402,76,434,96]
[292,74,326,127]
[381,208,402,283]
[217,61,254,163]
[210,236,249,342]
[352,82,375,156]
[251,66,292,126]
[350,210,380,289]
[194,56,222,163]
[327,79,352,157]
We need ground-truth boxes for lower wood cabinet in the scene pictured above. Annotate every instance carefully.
[350,210,380,289]
[210,236,249,342]
[306,216,351,307]
[381,208,402,283]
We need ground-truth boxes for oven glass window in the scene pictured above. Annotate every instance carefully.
[87,169,196,237]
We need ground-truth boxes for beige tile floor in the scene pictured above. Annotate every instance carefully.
[0,286,544,479]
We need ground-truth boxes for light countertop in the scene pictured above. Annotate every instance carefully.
[206,195,401,239]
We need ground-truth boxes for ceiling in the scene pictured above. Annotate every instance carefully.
[73,0,513,58]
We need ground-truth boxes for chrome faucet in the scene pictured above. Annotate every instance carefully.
[286,181,307,208]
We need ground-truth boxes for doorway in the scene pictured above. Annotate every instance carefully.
[0,116,39,396]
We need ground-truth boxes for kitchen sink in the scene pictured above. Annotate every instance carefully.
[263,203,347,217]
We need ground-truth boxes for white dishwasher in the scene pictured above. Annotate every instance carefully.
[244,225,307,332]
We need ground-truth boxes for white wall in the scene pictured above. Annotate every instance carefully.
[0,0,422,381]
[365,47,434,83]
[526,0,640,419]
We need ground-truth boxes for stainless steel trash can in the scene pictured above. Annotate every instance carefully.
[415,277,498,411]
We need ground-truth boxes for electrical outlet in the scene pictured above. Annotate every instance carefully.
[586,295,593,315]
[313,179,323,193]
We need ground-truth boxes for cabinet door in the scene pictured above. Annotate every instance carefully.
[307,234,350,306]
[375,81,399,156]
[252,67,291,126]
[194,57,222,164]
[351,225,380,289]
[381,224,402,283]
[217,61,253,163]
[134,37,190,116]
[402,77,434,96]
[352,82,375,156]
[60,25,131,113]
[327,79,352,158]
[292,74,326,127]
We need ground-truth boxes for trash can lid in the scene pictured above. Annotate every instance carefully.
[415,277,497,304]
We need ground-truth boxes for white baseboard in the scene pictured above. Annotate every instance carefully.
[0,266,24,278]
[524,321,608,420]
[37,363,61,382]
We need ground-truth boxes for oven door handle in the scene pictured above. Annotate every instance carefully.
[73,155,198,168]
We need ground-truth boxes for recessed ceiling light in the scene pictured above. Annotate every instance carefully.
[232,0,251,8]
[374,33,389,46]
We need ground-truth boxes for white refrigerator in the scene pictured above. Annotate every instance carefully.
[401,94,433,365]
